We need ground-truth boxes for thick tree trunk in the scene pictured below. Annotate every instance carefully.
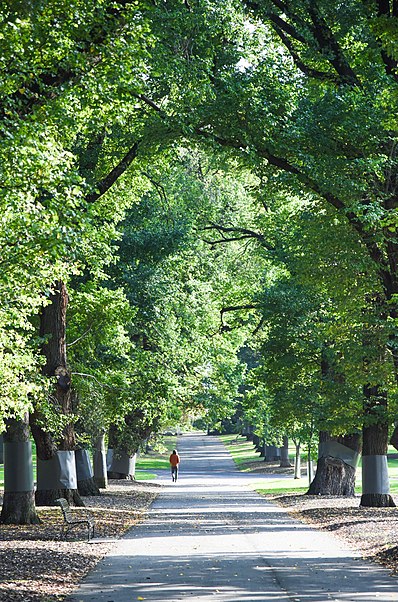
[246,425,254,441]
[279,436,292,468]
[361,385,395,507]
[252,433,260,450]
[307,432,361,496]
[76,448,100,496]
[31,280,83,507]
[265,444,280,461]
[0,416,40,525]
[107,448,137,479]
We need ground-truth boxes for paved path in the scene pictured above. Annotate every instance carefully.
[68,433,398,601]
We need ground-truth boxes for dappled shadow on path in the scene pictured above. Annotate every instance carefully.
[68,433,398,601]
[71,547,396,602]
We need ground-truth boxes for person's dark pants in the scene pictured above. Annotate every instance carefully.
[171,466,178,481]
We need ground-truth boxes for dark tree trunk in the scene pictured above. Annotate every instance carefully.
[107,451,137,480]
[279,436,292,467]
[307,431,361,496]
[0,416,40,525]
[76,449,100,496]
[253,433,262,452]
[77,478,100,496]
[93,433,108,489]
[30,280,83,507]
[265,444,280,461]
[361,385,395,507]
[246,425,254,441]
[107,423,136,479]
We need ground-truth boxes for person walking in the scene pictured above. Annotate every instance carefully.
[169,449,180,482]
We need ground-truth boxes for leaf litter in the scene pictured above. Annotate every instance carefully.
[0,480,160,602]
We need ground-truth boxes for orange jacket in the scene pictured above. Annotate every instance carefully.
[169,453,180,467]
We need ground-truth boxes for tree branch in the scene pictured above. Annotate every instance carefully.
[86,141,140,203]
[307,4,360,86]
[133,93,164,114]
[220,304,258,332]
[201,223,275,250]
[266,12,307,43]
[142,172,168,204]
[272,24,340,83]
[66,326,93,347]
[72,372,123,391]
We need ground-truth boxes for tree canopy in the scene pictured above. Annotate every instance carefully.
[2,1,398,507]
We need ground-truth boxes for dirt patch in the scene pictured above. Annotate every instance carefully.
[0,480,160,602]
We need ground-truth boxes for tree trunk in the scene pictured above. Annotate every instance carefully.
[265,444,280,461]
[107,448,137,479]
[93,433,108,489]
[294,441,301,479]
[0,416,40,525]
[307,454,314,485]
[0,433,3,464]
[76,448,100,496]
[361,385,395,507]
[279,436,292,468]
[307,431,361,496]
[31,280,83,507]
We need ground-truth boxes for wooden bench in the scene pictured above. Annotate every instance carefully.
[55,498,95,541]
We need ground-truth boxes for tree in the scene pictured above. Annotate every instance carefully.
[153,0,398,505]
[0,415,39,525]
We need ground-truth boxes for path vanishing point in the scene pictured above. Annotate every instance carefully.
[68,432,398,601]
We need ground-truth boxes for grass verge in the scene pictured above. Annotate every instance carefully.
[221,434,398,496]
[135,435,177,475]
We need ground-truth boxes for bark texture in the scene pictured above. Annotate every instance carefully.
[93,433,108,489]
[280,436,292,468]
[0,416,40,525]
[31,280,83,507]
[361,385,395,507]
[1,491,40,525]
[307,432,361,496]
[78,478,101,496]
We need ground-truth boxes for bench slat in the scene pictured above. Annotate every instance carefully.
[55,498,94,541]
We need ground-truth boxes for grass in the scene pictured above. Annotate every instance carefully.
[255,483,309,496]
[135,470,157,480]
[135,435,177,475]
[221,434,398,496]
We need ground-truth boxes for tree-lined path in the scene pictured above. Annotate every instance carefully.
[68,433,397,601]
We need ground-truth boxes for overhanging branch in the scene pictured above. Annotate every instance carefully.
[86,141,140,203]
[201,223,274,250]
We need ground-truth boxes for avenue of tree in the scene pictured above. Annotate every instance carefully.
[1,0,398,523]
